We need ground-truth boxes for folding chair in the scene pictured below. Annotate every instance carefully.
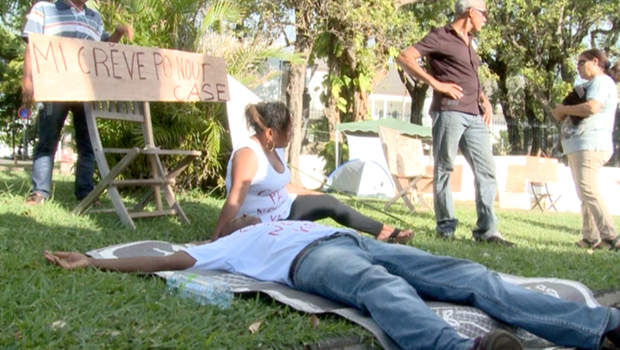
[377,126,433,213]
[526,156,561,212]
[73,101,201,229]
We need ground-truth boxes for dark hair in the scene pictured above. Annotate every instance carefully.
[580,49,618,83]
[610,62,620,84]
[245,102,292,134]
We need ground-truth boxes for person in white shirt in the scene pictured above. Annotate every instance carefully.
[211,101,412,244]
[552,49,620,250]
[46,216,620,350]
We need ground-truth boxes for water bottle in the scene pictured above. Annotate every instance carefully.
[166,272,234,309]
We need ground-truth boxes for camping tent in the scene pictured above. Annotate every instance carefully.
[334,119,432,169]
[323,159,395,198]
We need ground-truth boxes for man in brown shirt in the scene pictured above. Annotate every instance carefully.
[396,0,514,247]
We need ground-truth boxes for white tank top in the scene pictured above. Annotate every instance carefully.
[225,138,295,223]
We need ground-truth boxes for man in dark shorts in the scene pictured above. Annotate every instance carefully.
[396,0,514,246]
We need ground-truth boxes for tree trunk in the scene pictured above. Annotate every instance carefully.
[525,91,541,155]
[397,69,428,125]
[287,63,309,186]
[324,33,341,139]
[285,9,315,187]
[610,108,620,166]
[352,90,367,121]
[410,83,429,125]
[489,56,524,155]
[497,79,522,154]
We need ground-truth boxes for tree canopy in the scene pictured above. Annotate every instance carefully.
[1,0,620,186]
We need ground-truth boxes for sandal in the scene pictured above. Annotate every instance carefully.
[385,228,413,244]
[575,238,599,248]
[594,236,620,251]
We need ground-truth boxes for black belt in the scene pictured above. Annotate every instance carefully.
[288,232,352,284]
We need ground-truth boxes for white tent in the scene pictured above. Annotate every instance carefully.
[323,159,395,198]
[225,75,260,148]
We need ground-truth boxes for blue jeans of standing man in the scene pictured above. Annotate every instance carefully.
[30,102,95,200]
[292,233,610,350]
[431,110,498,238]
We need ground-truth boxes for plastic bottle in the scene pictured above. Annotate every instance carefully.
[166,272,234,309]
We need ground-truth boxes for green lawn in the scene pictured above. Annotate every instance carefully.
[2,170,620,349]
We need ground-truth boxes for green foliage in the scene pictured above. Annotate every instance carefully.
[4,171,620,349]
[318,140,348,176]
[0,20,26,151]
[314,0,404,123]
[492,130,513,156]
[481,0,620,114]
[398,0,620,154]
[0,172,377,349]
[93,0,301,192]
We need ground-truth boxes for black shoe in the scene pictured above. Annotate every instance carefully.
[476,233,516,248]
[470,329,523,350]
[606,314,620,349]
[437,230,454,240]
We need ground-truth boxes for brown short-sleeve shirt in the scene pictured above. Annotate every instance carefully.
[413,25,482,116]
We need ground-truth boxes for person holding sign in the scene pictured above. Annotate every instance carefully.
[21,0,133,205]
[210,102,413,244]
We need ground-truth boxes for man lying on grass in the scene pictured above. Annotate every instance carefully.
[45,216,620,350]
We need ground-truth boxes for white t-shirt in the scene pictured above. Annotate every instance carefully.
[225,138,296,223]
[182,221,357,287]
[561,74,619,154]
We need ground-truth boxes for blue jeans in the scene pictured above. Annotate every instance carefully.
[31,102,95,200]
[292,234,609,350]
[431,111,498,238]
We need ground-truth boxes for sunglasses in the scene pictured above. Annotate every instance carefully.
[577,59,589,67]
[471,7,487,17]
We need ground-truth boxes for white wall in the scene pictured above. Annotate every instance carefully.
[430,155,620,215]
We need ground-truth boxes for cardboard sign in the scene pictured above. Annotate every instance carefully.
[28,33,229,102]
[525,156,559,183]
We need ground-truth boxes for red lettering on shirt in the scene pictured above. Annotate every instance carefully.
[268,190,284,205]
[268,224,284,236]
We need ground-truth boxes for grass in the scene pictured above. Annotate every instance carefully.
[2,170,620,349]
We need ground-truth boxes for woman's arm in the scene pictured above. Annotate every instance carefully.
[552,100,604,121]
[44,250,196,272]
[211,149,258,241]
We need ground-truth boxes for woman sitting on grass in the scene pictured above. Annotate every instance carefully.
[210,102,412,243]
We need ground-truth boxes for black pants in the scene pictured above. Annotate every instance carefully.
[286,195,383,236]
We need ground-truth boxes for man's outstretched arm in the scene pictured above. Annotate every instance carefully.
[44,250,196,273]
